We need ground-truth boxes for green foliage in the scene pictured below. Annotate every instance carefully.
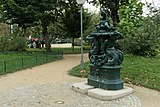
[60,0,92,51]
[124,17,160,56]
[0,36,9,51]
[0,0,38,30]
[84,13,100,39]
[118,0,144,28]
[10,36,26,51]
[0,33,26,51]
[0,0,62,52]
[90,0,159,56]
[90,0,130,26]
[32,0,61,52]
[61,0,91,39]
[118,3,160,56]
[118,0,144,37]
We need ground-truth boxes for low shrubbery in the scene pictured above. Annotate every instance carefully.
[122,16,160,56]
[0,33,26,51]
[118,6,160,56]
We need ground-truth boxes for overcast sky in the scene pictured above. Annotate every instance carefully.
[83,0,160,14]
[141,0,160,15]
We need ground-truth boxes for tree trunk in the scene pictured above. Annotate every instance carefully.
[111,10,119,27]
[22,26,28,48]
[22,26,27,40]
[72,37,75,52]
[42,22,51,52]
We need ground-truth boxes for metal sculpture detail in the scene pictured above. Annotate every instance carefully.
[87,7,124,90]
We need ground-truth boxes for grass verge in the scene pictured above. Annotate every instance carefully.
[0,51,63,75]
[27,47,89,54]
[68,54,160,91]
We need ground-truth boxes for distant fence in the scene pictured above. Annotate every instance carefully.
[0,51,63,75]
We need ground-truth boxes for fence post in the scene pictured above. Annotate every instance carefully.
[46,54,48,62]
[22,58,24,68]
[55,52,57,59]
[4,60,6,73]
[53,52,56,61]
[58,50,60,59]
[61,51,63,59]
[36,56,38,64]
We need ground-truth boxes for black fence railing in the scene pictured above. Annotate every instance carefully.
[0,51,63,75]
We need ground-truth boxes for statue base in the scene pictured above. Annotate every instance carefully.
[72,82,133,101]
[88,64,123,90]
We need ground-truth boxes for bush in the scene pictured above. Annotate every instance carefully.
[9,36,26,51]
[118,13,160,56]
[123,16,160,56]
[0,33,26,51]
[0,36,9,51]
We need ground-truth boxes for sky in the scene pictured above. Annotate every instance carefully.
[141,0,160,15]
[83,0,160,14]
[83,2,99,13]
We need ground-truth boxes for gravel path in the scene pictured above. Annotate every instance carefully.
[0,54,159,107]
[0,82,141,107]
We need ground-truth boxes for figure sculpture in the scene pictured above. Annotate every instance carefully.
[87,7,124,90]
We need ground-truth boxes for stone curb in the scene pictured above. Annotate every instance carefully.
[72,82,134,101]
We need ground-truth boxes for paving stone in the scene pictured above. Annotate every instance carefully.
[88,86,133,100]
[72,82,95,94]
[0,82,141,107]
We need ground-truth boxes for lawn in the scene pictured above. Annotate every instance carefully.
[0,46,88,75]
[27,47,89,54]
[0,51,63,75]
[68,54,160,91]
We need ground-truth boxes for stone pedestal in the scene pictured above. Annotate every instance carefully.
[72,82,133,101]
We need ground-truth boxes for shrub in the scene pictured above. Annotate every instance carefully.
[0,33,26,51]
[123,16,160,56]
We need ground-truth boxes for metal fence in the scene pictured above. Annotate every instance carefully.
[0,51,63,75]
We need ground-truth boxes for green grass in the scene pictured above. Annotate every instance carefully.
[68,61,90,78]
[0,51,63,75]
[68,54,160,91]
[27,47,89,54]
[0,46,86,75]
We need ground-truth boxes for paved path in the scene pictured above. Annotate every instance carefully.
[0,54,159,107]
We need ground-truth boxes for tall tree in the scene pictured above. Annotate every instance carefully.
[0,0,38,39]
[25,0,60,52]
[117,0,144,51]
[90,0,130,26]
[61,0,91,51]
[0,0,62,52]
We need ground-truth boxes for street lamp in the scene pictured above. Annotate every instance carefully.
[76,0,86,70]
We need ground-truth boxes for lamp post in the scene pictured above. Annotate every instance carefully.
[76,0,86,70]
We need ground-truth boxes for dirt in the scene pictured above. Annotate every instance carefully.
[0,54,88,92]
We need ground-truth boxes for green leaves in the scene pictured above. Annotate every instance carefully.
[61,0,91,38]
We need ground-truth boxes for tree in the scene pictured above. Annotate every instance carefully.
[122,6,160,56]
[0,0,62,52]
[90,0,147,55]
[0,0,38,39]
[83,13,100,39]
[90,0,129,26]
[26,0,60,52]
[117,0,144,50]
[61,0,91,51]
[48,20,66,41]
